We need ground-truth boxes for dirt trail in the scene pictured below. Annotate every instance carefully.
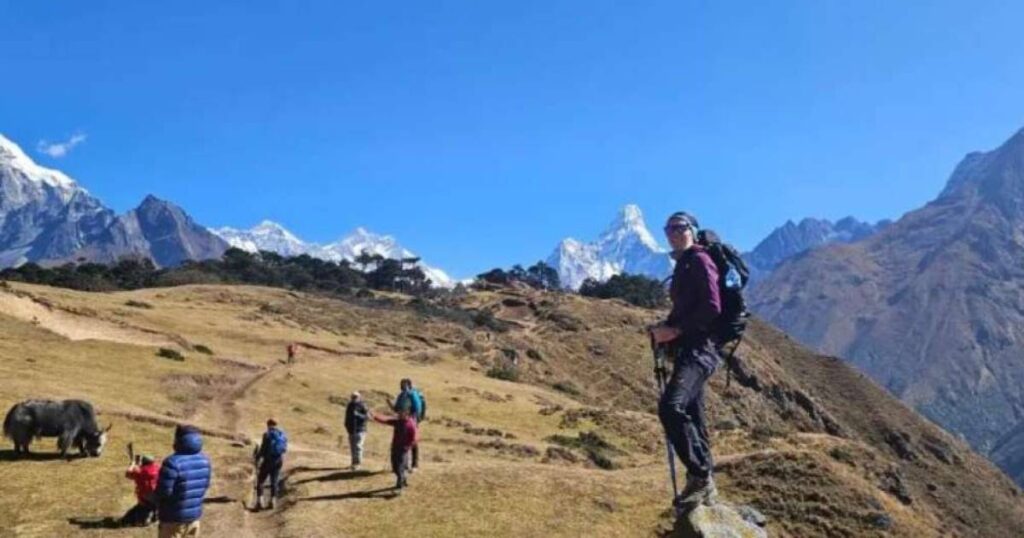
[196,349,368,537]
[0,288,181,348]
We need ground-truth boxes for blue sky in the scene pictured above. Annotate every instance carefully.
[3,1,1024,278]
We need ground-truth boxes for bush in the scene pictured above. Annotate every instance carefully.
[486,365,519,382]
[124,300,154,309]
[552,381,581,396]
[545,431,621,470]
[193,344,213,355]
[579,273,668,308]
[157,348,185,361]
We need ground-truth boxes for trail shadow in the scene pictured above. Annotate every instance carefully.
[288,465,348,473]
[291,469,382,486]
[298,487,400,502]
[67,517,122,530]
[0,449,69,462]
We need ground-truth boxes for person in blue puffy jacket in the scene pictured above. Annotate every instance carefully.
[156,424,212,537]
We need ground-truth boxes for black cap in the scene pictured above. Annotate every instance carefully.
[667,211,699,229]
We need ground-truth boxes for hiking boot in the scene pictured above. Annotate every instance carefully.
[268,497,275,510]
[673,476,717,513]
[253,498,263,511]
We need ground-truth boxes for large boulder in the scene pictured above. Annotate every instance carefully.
[671,502,768,538]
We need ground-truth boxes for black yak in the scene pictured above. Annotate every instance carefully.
[3,399,110,458]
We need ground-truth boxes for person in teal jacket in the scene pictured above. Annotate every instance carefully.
[392,378,426,469]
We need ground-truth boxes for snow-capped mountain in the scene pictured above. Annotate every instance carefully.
[0,133,226,268]
[213,220,310,257]
[0,133,115,266]
[211,222,454,287]
[547,204,673,289]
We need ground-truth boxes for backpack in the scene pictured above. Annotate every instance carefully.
[696,229,749,345]
[266,429,288,458]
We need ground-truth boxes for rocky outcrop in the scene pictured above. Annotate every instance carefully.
[671,502,768,538]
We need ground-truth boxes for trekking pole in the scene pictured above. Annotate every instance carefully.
[650,334,680,501]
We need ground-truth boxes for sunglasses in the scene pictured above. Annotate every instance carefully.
[663,224,691,235]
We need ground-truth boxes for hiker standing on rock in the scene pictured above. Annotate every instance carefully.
[345,392,369,470]
[254,419,288,510]
[650,211,722,511]
[392,378,426,471]
[156,425,211,538]
[371,406,419,492]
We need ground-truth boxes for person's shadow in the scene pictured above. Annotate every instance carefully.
[290,469,380,487]
[67,517,122,530]
[298,487,400,502]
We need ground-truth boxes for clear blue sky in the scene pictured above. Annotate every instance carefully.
[3,1,1024,278]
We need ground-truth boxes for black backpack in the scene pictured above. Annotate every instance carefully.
[696,229,749,346]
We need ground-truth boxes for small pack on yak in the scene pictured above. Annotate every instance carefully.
[696,229,750,387]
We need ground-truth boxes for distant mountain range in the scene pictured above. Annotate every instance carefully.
[749,126,1024,485]
[745,217,891,280]
[545,203,885,290]
[0,134,451,285]
[212,222,453,287]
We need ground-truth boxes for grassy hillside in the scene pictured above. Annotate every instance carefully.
[0,281,1021,537]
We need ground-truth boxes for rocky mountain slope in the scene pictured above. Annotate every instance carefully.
[1,280,1022,537]
[547,204,672,289]
[744,217,889,280]
[749,127,1024,483]
[212,222,453,287]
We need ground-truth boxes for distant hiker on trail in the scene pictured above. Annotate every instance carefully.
[345,392,369,470]
[254,419,288,510]
[371,406,419,492]
[156,425,211,538]
[286,343,298,364]
[650,211,722,512]
[391,378,426,470]
[121,454,160,526]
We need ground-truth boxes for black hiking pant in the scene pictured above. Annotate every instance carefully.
[256,458,283,498]
[658,341,718,481]
[390,446,410,488]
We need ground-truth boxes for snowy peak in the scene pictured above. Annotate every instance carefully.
[210,222,453,287]
[596,204,664,256]
[0,133,80,194]
[213,220,310,257]
[547,204,673,289]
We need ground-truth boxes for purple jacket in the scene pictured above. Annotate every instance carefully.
[666,245,722,345]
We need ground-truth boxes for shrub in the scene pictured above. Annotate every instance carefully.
[193,344,214,355]
[553,381,581,396]
[486,365,519,382]
[124,300,154,309]
[157,348,185,361]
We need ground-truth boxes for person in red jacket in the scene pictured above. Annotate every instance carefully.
[121,454,160,526]
[371,407,419,492]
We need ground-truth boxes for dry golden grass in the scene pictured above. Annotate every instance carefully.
[1,281,1022,537]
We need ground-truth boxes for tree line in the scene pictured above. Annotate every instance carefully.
[1,251,668,309]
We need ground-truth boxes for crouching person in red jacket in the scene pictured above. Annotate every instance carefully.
[371,407,419,492]
[121,455,160,526]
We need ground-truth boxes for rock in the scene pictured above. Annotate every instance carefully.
[672,502,768,538]
[868,512,893,530]
[733,505,767,528]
